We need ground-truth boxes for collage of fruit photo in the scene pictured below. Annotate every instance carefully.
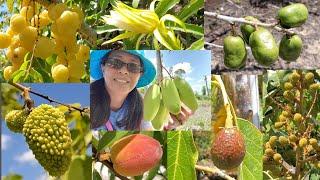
[0,0,319,180]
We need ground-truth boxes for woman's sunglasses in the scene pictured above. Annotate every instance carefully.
[104,58,143,73]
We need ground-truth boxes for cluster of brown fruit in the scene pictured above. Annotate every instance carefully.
[0,0,90,82]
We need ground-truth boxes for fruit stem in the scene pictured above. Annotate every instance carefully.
[213,75,234,128]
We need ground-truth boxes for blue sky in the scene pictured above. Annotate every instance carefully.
[1,83,89,180]
[144,50,211,94]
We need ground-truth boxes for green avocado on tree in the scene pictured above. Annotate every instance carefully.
[223,35,247,69]
[240,16,260,44]
[278,3,308,28]
[279,34,302,61]
[249,28,279,66]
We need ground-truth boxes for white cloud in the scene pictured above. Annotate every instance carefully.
[14,150,37,164]
[1,134,11,150]
[36,173,49,180]
[172,62,192,74]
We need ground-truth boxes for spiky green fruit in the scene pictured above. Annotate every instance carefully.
[23,104,72,177]
[293,113,303,122]
[269,136,278,147]
[5,110,29,133]
[265,148,274,157]
[289,135,298,143]
[273,153,282,163]
[279,136,289,146]
[299,138,308,148]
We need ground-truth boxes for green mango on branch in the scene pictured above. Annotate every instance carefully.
[240,16,260,44]
[278,3,308,28]
[223,35,247,69]
[249,28,279,66]
[279,34,302,61]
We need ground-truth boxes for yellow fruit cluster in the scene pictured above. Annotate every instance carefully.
[0,1,89,82]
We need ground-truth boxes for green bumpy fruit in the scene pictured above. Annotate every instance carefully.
[249,28,279,66]
[278,3,308,28]
[174,77,198,111]
[5,110,29,133]
[211,127,246,170]
[143,84,161,121]
[152,100,169,130]
[23,104,72,177]
[161,78,181,115]
[223,35,247,69]
[240,16,260,44]
[111,134,163,177]
[279,35,302,61]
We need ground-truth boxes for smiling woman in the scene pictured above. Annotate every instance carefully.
[90,50,156,130]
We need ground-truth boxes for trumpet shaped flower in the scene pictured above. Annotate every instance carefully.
[102,0,186,50]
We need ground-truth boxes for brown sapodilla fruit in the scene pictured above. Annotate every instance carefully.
[211,127,246,170]
[110,134,163,177]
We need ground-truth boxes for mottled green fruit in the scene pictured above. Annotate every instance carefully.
[265,148,274,156]
[161,78,181,115]
[278,3,308,28]
[249,28,279,66]
[289,135,297,143]
[293,113,302,122]
[269,136,278,146]
[283,90,294,101]
[211,128,246,170]
[273,153,282,162]
[309,138,317,146]
[290,72,301,82]
[5,110,29,133]
[174,77,198,111]
[299,138,308,147]
[275,122,285,129]
[279,136,289,145]
[284,82,293,90]
[279,35,302,61]
[23,104,72,177]
[304,72,314,83]
[151,101,169,130]
[309,83,320,91]
[240,16,260,44]
[223,35,247,69]
[143,84,161,121]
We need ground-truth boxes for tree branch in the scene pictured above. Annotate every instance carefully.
[8,82,88,113]
[305,91,318,120]
[204,11,298,35]
[195,164,235,180]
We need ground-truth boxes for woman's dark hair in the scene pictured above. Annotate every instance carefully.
[90,50,144,130]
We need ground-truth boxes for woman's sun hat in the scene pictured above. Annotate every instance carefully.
[90,50,156,88]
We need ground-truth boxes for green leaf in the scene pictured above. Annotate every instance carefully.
[177,0,204,22]
[2,173,23,180]
[238,118,263,180]
[187,37,204,50]
[19,60,30,71]
[97,131,133,151]
[167,131,198,180]
[6,0,14,12]
[12,70,26,82]
[30,68,43,82]
[155,0,180,17]
[146,164,160,180]
[167,23,203,36]
[66,156,86,180]
[96,25,121,34]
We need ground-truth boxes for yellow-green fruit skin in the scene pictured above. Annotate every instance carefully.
[278,3,308,28]
[249,28,279,66]
[174,77,198,111]
[151,101,169,130]
[223,35,247,69]
[279,35,302,61]
[161,78,181,115]
[111,134,163,177]
[240,16,259,44]
[5,110,29,133]
[23,104,72,177]
[143,84,161,121]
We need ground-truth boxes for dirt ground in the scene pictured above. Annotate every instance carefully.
[205,0,320,75]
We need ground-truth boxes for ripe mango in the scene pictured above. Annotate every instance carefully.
[279,34,302,61]
[278,3,308,28]
[143,84,161,121]
[240,16,260,44]
[223,35,247,69]
[111,134,163,177]
[151,100,169,130]
[249,28,279,66]
[174,77,198,111]
[161,78,181,115]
